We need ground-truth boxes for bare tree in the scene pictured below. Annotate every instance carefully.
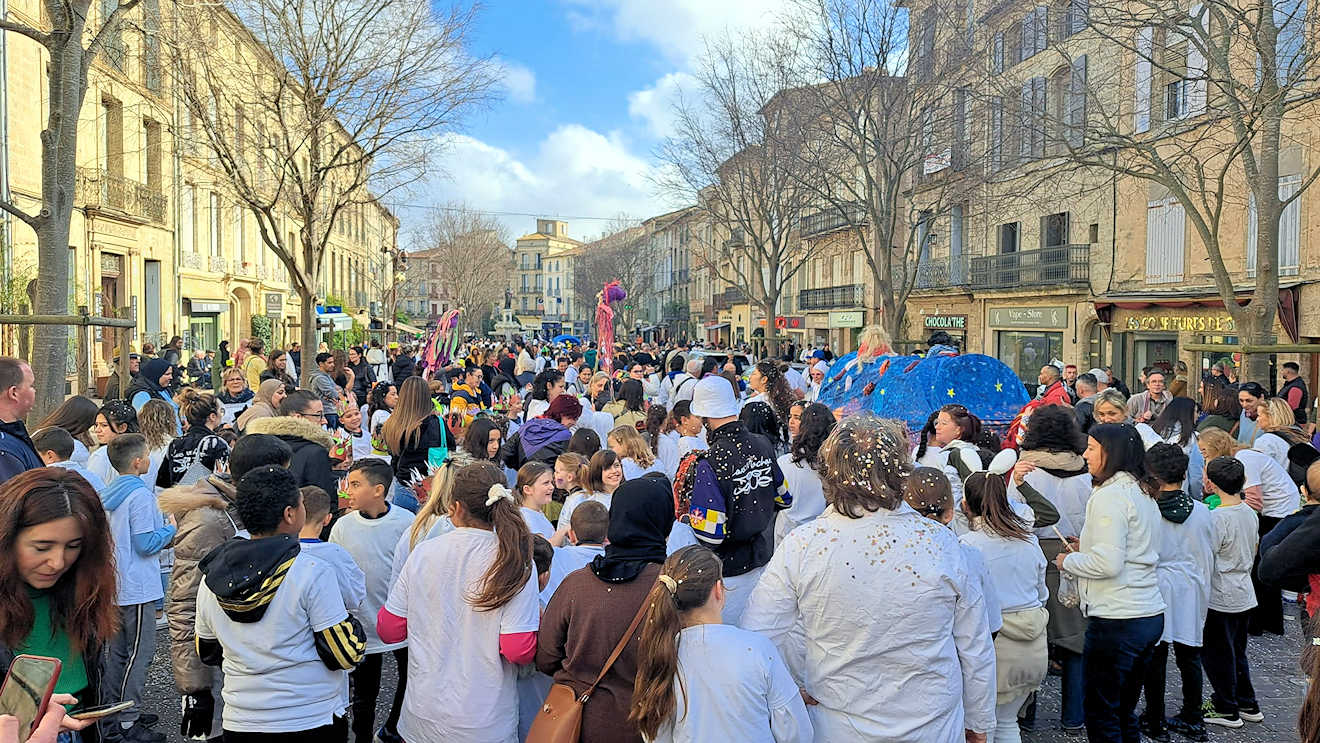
[656,33,815,355]
[784,0,987,342]
[0,0,147,419]
[168,0,497,384]
[1034,0,1317,380]
[409,204,512,335]
[574,224,653,334]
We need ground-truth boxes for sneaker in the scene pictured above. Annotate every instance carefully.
[1061,724,1086,737]
[137,713,159,728]
[1201,701,1243,728]
[1238,706,1264,723]
[1165,716,1209,742]
[375,726,404,743]
[121,723,166,743]
[1139,716,1169,741]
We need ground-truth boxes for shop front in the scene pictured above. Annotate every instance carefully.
[184,299,229,353]
[987,305,1069,382]
[805,313,830,347]
[922,314,969,348]
[828,310,864,352]
[1100,302,1246,386]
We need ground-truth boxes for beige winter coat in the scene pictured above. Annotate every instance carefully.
[158,476,242,695]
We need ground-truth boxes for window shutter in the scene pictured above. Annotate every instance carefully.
[1135,28,1153,132]
[1246,190,1258,277]
[1069,0,1089,34]
[1033,76,1047,156]
[1281,175,1301,274]
[1187,4,1207,114]
[993,32,1005,73]
[1068,55,1088,146]
[1020,81,1034,159]
[989,97,1003,169]
[1146,199,1185,283]
[1037,6,1050,50]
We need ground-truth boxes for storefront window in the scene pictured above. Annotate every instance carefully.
[1086,324,1107,371]
[188,316,217,352]
[997,331,1063,381]
[1133,338,1178,376]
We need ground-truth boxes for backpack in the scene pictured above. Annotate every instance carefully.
[671,450,727,545]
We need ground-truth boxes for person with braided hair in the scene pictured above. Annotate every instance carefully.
[630,545,811,742]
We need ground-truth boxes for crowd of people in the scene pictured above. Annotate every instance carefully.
[0,326,1319,743]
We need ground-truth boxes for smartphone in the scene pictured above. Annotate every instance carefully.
[68,701,135,721]
[0,655,61,736]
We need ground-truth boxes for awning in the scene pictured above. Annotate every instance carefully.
[390,320,426,336]
[188,300,229,314]
[1095,285,1302,343]
[317,312,353,332]
[704,322,729,331]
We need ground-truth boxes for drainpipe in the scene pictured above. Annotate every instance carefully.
[170,0,182,338]
[0,0,11,290]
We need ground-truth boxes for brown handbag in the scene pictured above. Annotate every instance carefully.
[525,583,655,743]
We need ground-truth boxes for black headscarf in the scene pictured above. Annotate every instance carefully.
[590,475,673,583]
[125,358,172,403]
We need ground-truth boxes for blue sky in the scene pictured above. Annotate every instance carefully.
[415,0,792,243]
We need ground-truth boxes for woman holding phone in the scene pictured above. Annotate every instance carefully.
[0,468,120,740]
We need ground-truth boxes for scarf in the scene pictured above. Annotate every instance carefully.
[1157,489,1195,524]
[1019,448,1088,477]
[590,476,672,583]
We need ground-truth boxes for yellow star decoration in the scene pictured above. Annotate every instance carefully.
[880,388,886,395]
[995,382,1003,392]
[947,388,956,398]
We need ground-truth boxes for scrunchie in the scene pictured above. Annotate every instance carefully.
[486,483,512,507]
[657,574,678,593]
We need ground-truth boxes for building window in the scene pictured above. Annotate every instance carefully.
[988,96,1003,170]
[916,6,937,78]
[1020,76,1046,160]
[1041,212,1070,247]
[998,330,1063,382]
[209,193,222,257]
[952,87,971,169]
[1021,6,1049,61]
[182,184,195,253]
[1146,198,1186,284]
[1247,175,1302,277]
[1063,0,1088,37]
[998,222,1020,253]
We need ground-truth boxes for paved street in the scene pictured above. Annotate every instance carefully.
[138,610,1309,742]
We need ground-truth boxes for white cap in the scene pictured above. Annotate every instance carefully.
[690,375,740,418]
[1087,368,1109,384]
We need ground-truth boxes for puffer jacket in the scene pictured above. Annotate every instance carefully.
[158,476,242,695]
[243,416,339,497]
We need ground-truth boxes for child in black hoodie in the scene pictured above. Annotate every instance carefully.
[195,466,366,742]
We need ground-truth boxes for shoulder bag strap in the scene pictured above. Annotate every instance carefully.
[580,577,656,702]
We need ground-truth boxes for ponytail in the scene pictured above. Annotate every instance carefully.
[630,546,722,739]
[645,405,666,456]
[451,462,533,611]
[963,471,1030,540]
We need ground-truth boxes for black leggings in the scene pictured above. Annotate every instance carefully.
[350,648,408,743]
[1250,514,1284,635]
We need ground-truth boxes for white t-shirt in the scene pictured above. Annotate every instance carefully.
[1236,448,1299,518]
[652,624,813,743]
[1252,431,1292,470]
[1208,502,1260,613]
[330,505,414,653]
[542,543,604,603]
[344,427,374,461]
[525,399,549,421]
[195,551,350,732]
[389,517,454,591]
[774,454,826,545]
[558,491,613,530]
[298,539,366,613]
[960,529,1048,614]
[520,506,555,540]
[386,528,540,743]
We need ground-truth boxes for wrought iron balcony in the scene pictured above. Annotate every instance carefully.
[209,254,228,273]
[181,253,204,270]
[723,228,745,248]
[799,284,864,310]
[712,286,747,311]
[914,257,969,289]
[967,245,1090,289]
[800,202,868,239]
[75,167,167,223]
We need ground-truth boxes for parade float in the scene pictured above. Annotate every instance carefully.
[816,326,1029,435]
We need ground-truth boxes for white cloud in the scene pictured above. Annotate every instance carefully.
[497,59,537,104]
[562,0,792,65]
[627,71,695,139]
[421,125,681,240]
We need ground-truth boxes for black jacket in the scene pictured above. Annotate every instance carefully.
[1260,503,1320,591]
[391,354,416,382]
[703,421,787,577]
[390,415,453,486]
[243,417,339,498]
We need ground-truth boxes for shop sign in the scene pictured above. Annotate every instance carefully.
[1124,314,1236,333]
[988,306,1067,329]
[264,293,282,317]
[829,310,865,328]
[190,300,229,314]
[923,314,967,330]
[806,314,830,330]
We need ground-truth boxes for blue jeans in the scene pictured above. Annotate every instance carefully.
[1059,647,1085,728]
[391,481,420,514]
[1084,614,1165,743]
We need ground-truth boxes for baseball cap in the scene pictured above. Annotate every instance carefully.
[690,375,740,418]
[1087,368,1109,385]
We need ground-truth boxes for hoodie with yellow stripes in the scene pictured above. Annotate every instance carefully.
[197,534,366,672]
